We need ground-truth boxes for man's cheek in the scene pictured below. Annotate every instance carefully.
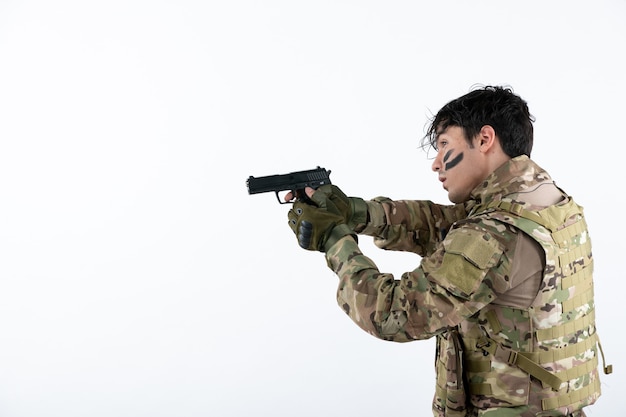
[444,149,464,171]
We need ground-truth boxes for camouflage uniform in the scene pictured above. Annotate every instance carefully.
[325,156,609,417]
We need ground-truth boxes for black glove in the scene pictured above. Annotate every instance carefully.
[314,185,367,232]
[288,191,355,252]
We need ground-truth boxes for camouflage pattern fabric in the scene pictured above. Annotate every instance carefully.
[325,156,604,417]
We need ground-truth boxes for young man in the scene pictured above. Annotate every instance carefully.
[286,86,611,416]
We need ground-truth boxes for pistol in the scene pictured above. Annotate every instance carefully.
[246,166,332,204]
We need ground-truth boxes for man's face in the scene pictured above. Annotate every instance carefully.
[431,126,488,203]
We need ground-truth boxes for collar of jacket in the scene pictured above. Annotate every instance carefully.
[464,155,554,217]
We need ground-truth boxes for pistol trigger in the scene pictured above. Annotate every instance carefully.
[275,191,287,204]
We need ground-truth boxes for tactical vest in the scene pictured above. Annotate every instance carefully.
[434,197,611,416]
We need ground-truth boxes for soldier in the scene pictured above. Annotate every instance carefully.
[285,86,611,417]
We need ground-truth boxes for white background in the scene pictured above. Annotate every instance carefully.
[1,1,624,416]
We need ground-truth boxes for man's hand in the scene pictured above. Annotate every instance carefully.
[315,185,367,231]
[287,187,354,252]
[285,185,367,232]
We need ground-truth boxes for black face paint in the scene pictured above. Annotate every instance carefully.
[443,149,464,171]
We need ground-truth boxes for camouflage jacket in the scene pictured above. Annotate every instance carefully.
[325,156,606,417]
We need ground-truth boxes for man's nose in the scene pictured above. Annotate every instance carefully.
[431,155,441,172]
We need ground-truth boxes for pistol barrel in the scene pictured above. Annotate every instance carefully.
[246,166,332,198]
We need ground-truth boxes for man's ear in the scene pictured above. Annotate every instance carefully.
[478,125,497,152]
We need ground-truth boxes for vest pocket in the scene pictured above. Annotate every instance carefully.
[434,330,468,416]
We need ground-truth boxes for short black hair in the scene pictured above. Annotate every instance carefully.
[423,85,535,157]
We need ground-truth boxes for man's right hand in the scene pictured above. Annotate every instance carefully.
[313,185,367,232]
[284,184,367,233]
[284,185,367,231]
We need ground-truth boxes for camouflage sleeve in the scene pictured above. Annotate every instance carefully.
[326,224,509,342]
[360,197,467,256]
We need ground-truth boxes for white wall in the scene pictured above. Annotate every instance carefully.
[0,1,623,416]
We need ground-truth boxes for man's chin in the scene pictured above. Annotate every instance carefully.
[447,192,467,204]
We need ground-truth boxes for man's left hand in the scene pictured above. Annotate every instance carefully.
[287,188,354,252]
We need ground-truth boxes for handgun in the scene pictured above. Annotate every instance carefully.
[246,166,332,204]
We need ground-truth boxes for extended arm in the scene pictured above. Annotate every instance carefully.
[326,224,508,342]
[285,187,509,343]
[361,198,468,256]
[306,185,468,257]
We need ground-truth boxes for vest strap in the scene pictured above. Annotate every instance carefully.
[468,383,492,396]
[506,350,563,391]
[597,336,613,375]
[484,201,549,227]
[465,331,599,365]
[535,332,597,363]
[554,352,598,381]
[561,263,593,289]
[558,240,592,268]
[465,358,490,373]
[485,310,502,334]
[551,218,587,247]
[562,286,594,312]
[473,336,563,391]
[541,377,601,410]
[536,309,595,341]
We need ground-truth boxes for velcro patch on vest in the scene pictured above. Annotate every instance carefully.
[437,228,503,297]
